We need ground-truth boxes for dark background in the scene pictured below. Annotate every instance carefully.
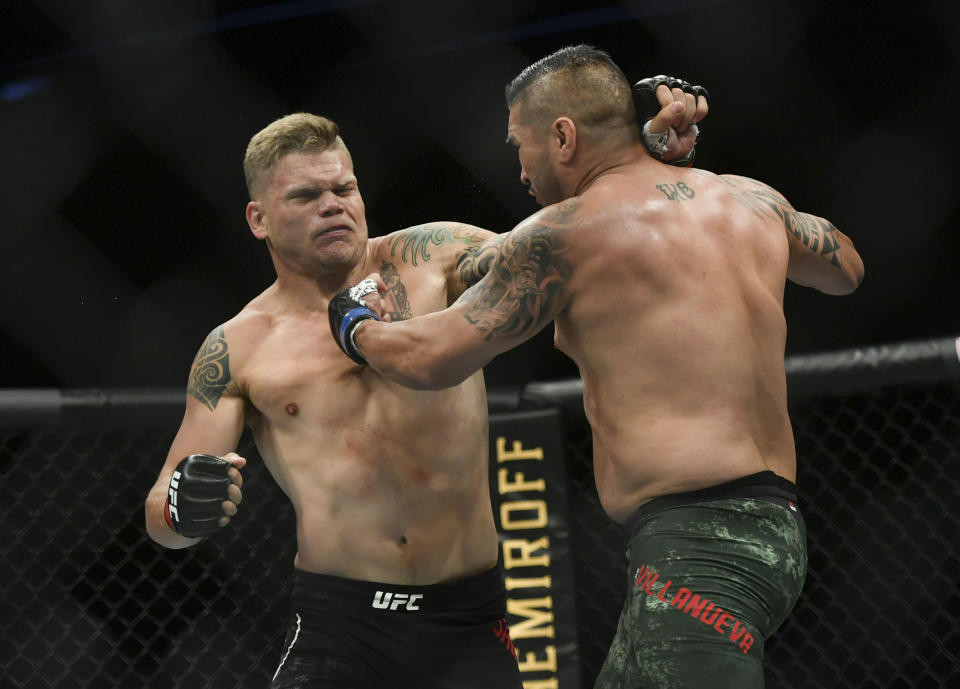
[2,0,958,390]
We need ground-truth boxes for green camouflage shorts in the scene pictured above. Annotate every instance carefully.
[595,472,807,689]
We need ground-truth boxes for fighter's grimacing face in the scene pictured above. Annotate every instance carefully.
[251,146,369,274]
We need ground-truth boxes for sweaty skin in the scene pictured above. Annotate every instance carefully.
[145,146,504,584]
[144,95,703,583]
[355,120,863,523]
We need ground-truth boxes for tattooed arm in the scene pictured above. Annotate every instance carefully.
[145,324,247,548]
[384,222,502,304]
[357,203,576,389]
[452,232,506,297]
[720,175,864,294]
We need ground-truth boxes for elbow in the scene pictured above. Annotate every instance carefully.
[836,256,865,295]
[850,257,865,292]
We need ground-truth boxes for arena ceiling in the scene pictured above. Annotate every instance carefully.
[2,0,957,387]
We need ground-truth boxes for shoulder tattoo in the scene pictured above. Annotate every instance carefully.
[720,177,843,268]
[456,235,505,288]
[459,199,576,340]
[389,223,489,266]
[187,326,231,411]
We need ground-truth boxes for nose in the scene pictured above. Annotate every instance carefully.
[520,168,530,187]
[318,191,344,217]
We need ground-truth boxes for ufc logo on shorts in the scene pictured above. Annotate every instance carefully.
[372,591,423,611]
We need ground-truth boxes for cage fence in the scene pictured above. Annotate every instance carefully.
[1,337,958,689]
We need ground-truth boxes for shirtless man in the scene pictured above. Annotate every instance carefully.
[145,87,703,688]
[335,45,864,688]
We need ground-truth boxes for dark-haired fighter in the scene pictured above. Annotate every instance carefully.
[145,76,705,688]
[338,45,863,688]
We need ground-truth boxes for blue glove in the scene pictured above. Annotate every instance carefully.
[328,278,381,366]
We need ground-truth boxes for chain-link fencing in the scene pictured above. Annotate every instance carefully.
[2,338,959,688]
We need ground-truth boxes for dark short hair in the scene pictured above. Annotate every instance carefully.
[505,44,634,133]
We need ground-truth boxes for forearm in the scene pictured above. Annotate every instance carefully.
[356,311,492,390]
[145,397,244,548]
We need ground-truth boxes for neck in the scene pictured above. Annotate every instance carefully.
[270,243,375,307]
[571,141,648,197]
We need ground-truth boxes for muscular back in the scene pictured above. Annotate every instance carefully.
[421,159,858,523]
[554,166,798,521]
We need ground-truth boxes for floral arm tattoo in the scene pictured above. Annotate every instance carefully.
[719,176,844,268]
[187,326,231,411]
[458,200,576,341]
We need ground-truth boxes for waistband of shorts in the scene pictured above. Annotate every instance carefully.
[292,560,505,613]
[624,470,799,533]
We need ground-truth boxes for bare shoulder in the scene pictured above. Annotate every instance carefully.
[455,199,579,341]
[379,221,497,268]
[186,294,275,410]
[492,197,582,275]
[515,196,584,235]
[712,172,793,214]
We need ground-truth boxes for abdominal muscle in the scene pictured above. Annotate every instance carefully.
[250,378,498,585]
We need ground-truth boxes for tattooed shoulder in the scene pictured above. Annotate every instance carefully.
[719,175,790,218]
[458,202,576,340]
[187,325,231,411]
[456,234,505,288]
[389,222,488,266]
[720,175,843,267]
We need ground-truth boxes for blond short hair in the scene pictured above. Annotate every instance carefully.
[243,113,352,198]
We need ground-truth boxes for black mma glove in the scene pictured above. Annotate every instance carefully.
[164,453,232,538]
[633,75,709,166]
[328,278,381,366]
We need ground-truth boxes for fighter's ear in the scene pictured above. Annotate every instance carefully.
[246,201,268,239]
[552,117,577,162]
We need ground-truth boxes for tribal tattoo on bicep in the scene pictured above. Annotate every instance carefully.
[187,326,231,411]
[458,200,576,341]
[719,176,843,268]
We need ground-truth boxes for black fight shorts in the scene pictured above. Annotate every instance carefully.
[271,563,522,689]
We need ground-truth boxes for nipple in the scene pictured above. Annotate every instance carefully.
[285,402,299,416]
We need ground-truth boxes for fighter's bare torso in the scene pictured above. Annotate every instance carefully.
[550,163,798,521]
[211,226,499,583]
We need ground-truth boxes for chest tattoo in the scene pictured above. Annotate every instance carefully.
[379,260,414,321]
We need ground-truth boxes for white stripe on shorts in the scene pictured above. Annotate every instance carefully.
[272,612,302,683]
